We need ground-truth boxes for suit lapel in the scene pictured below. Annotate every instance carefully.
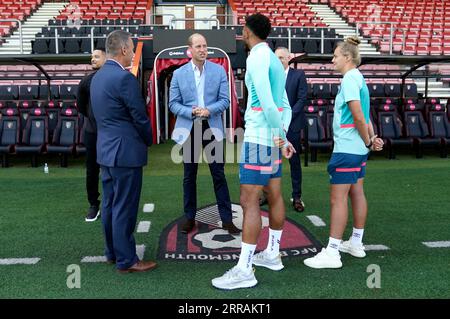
[184,63,198,103]
[286,68,293,89]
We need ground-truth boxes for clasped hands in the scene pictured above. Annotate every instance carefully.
[369,135,384,151]
[192,107,210,118]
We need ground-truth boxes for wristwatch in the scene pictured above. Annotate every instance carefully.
[365,140,373,149]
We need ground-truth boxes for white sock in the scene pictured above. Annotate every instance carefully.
[265,228,282,257]
[326,237,341,255]
[236,242,256,272]
[351,227,364,246]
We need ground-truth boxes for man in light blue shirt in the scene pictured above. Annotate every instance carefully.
[169,33,239,235]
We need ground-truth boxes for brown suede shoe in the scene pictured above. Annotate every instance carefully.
[117,260,158,273]
[222,222,241,235]
[181,219,195,234]
[293,198,305,212]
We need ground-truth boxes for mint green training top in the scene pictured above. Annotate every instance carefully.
[333,68,370,155]
[243,42,292,147]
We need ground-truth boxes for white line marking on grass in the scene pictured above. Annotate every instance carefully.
[136,245,146,260]
[137,221,151,233]
[422,241,450,248]
[81,256,107,263]
[306,215,326,227]
[0,258,40,265]
[82,244,146,263]
[364,245,390,251]
[143,203,155,213]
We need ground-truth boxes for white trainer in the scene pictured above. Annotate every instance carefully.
[211,266,258,290]
[252,251,284,271]
[303,248,342,269]
[339,240,366,258]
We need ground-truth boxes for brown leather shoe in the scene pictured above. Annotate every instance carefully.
[293,198,305,212]
[181,219,195,234]
[222,222,241,235]
[117,260,157,273]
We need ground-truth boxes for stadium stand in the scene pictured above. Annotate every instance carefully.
[1,0,449,166]
[328,0,450,55]
[0,0,41,44]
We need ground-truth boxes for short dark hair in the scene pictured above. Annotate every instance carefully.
[245,13,271,40]
[106,30,131,56]
[94,46,105,52]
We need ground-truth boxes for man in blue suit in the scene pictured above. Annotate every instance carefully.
[275,47,308,212]
[169,33,239,234]
[90,30,157,273]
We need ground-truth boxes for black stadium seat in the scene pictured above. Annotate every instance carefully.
[384,83,401,97]
[59,84,78,100]
[15,108,48,167]
[0,85,19,100]
[19,85,40,100]
[377,104,413,159]
[304,105,332,162]
[0,108,20,167]
[428,104,450,158]
[404,83,418,98]
[368,83,385,97]
[47,108,79,167]
[403,104,441,158]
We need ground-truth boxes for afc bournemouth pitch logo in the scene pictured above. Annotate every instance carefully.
[158,203,322,262]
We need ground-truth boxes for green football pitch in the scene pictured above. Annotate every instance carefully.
[1,142,449,299]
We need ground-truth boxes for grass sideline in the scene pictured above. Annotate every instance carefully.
[0,142,449,299]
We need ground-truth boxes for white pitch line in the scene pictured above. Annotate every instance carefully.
[0,258,40,265]
[364,245,390,251]
[81,256,108,263]
[136,244,146,260]
[306,215,326,227]
[143,203,155,213]
[137,221,151,233]
[422,241,450,248]
[81,245,147,263]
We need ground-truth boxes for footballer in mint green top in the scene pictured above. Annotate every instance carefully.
[333,68,370,155]
[244,42,291,147]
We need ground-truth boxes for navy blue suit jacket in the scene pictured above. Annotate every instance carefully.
[286,68,308,134]
[90,60,152,168]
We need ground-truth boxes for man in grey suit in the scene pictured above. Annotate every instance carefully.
[169,33,239,235]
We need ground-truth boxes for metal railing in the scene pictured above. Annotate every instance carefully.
[149,13,176,25]
[33,24,166,54]
[169,18,220,30]
[209,14,235,27]
[0,19,23,54]
[355,21,397,55]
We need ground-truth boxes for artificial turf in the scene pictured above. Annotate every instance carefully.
[1,142,449,299]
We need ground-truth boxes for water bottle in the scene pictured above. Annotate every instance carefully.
[44,163,49,174]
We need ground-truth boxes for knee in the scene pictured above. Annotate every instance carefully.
[330,193,345,207]
[349,184,365,199]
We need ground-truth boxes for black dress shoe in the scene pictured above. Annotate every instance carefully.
[181,219,195,234]
[222,222,241,234]
[293,198,305,212]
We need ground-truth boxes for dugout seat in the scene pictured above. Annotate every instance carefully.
[47,108,79,167]
[304,105,332,162]
[0,108,20,167]
[377,104,413,159]
[15,108,48,167]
